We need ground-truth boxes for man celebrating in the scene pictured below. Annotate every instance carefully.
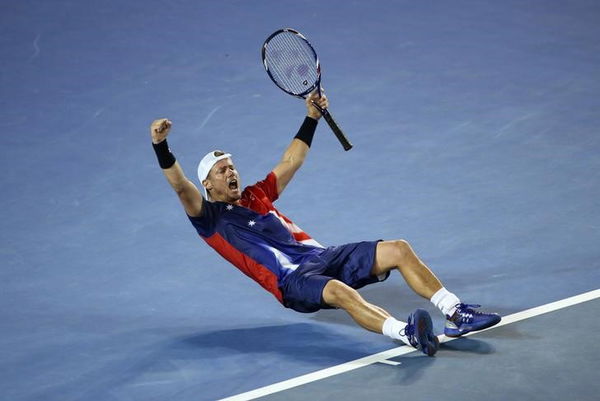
[150,92,500,357]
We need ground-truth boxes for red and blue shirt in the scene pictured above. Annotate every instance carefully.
[188,172,324,303]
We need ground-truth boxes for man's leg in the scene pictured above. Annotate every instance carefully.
[371,240,501,336]
[322,279,390,332]
[322,279,439,356]
[371,240,444,299]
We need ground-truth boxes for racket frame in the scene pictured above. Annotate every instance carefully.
[262,28,353,151]
[262,28,321,98]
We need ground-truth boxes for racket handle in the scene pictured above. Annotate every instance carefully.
[322,109,353,151]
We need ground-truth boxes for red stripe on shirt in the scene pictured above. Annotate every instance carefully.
[203,232,284,303]
[242,172,316,244]
[292,232,311,242]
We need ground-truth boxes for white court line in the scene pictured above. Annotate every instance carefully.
[377,359,402,366]
[220,288,600,401]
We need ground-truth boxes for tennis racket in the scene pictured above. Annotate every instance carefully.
[261,28,353,151]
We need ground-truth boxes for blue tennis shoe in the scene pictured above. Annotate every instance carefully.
[444,303,501,337]
[404,309,439,356]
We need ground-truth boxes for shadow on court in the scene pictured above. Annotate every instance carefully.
[176,323,369,363]
[20,323,374,401]
[439,337,496,355]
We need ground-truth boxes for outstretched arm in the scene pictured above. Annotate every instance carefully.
[150,119,204,217]
[273,92,329,195]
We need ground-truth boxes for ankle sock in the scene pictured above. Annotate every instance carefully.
[430,287,460,317]
[382,317,412,346]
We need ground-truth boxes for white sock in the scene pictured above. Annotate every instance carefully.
[430,287,460,317]
[382,317,412,346]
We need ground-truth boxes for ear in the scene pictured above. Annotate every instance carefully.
[202,179,212,191]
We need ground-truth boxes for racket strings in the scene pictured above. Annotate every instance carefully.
[264,32,319,96]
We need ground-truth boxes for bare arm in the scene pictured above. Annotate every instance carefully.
[150,119,204,217]
[272,92,329,195]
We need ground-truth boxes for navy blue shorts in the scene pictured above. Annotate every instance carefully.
[279,240,389,313]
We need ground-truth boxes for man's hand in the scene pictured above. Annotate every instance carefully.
[150,118,172,144]
[306,91,329,120]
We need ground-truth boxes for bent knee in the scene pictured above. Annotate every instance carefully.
[392,239,412,262]
[322,280,361,308]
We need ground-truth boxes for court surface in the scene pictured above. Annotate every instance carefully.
[1,1,599,400]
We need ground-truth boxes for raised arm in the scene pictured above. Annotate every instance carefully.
[150,119,204,217]
[273,92,329,195]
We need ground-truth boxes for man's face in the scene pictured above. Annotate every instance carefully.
[204,158,241,202]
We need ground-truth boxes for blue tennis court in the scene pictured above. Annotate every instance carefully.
[1,1,599,400]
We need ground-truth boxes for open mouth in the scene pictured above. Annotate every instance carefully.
[228,179,239,190]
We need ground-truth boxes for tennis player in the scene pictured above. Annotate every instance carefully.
[150,92,500,356]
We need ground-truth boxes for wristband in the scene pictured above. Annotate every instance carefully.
[294,117,318,147]
[152,140,176,169]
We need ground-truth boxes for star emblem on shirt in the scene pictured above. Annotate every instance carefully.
[226,204,233,211]
[248,220,256,227]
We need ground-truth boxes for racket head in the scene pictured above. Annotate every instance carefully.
[262,28,321,98]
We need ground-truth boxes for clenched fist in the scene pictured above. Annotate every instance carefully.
[150,118,172,144]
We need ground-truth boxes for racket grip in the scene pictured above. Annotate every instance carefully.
[322,109,353,151]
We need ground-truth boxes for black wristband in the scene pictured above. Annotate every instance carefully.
[152,140,176,169]
[294,116,318,147]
